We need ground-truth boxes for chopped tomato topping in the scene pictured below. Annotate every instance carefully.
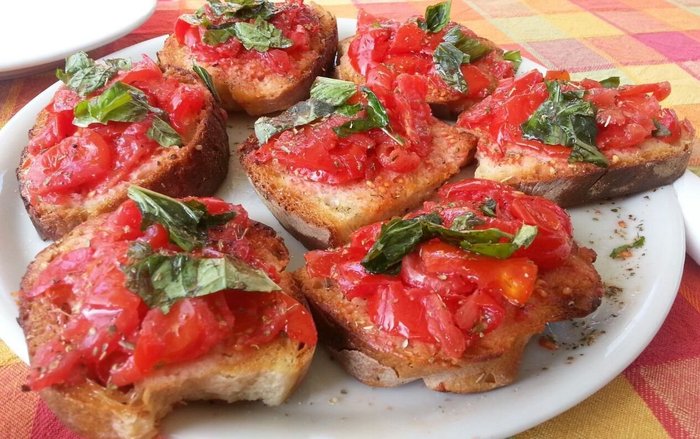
[305,179,572,358]
[25,200,316,391]
[347,13,514,103]
[254,74,435,185]
[457,70,685,159]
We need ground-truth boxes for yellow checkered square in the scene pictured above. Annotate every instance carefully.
[546,12,624,38]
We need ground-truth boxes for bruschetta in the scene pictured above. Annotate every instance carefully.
[158,0,338,115]
[457,70,695,206]
[19,187,317,439]
[239,74,477,249]
[17,52,229,240]
[295,179,603,393]
[336,1,520,117]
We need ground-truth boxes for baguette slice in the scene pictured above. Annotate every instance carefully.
[296,244,602,392]
[240,121,477,249]
[458,71,695,207]
[19,204,315,439]
[158,1,338,115]
[474,132,694,207]
[18,67,229,241]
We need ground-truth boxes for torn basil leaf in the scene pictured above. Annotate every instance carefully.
[503,50,522,72]
[443,27,490,62]
[147,117,183,147]
[202,27,236,45]
[310,77,357,107]
[205,0,276,20]
[56,52,132,97]
[610,236,645,259]
[73,81,151,127]
[599,76,620,89]
[450,212,484,231]
[335,103,363,117]
[361,213,538,274]
[433,42,468,93]
[424,0,451,33]
[521,80,608,167]
[652,119,672,137]
[124,244,280,314]
[233,16,292,52]
[193,64,220,102]
[254,99,335,143]
[333,87,404,145]
[127,186,235,251]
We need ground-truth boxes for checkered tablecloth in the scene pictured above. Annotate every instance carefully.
[0,0,698,437]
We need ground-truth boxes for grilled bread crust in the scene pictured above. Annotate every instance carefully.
[18,68,230,241]
[19,218,315,439]
[239,122,477,249]
[295,244,603,393]
[158,2,338,115]
[472,121,695,207]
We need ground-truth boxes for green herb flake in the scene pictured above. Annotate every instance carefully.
[443,27,490,62]
[599,76,620,89]
[610,236,645,259]
[233,16,292,52]
[123,243,280,314]
[433,42,468,93]
[652,119,672,138]
[193,64,220,102]
[503,50,522,72]
[310,77,357,106]
[480,198,497,217]
[254,99,336,144]
[521,80,608,168]
[127,186,235,251]
[72,82,151,127]
[450,212,484,231]
[424,0,451,33]
[147,117,183,147]
[333,87,404,145]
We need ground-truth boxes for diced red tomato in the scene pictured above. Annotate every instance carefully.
[544,70,571,81]
[27,130,113,195]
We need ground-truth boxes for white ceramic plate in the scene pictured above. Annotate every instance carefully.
[0,19,686,439]
[0,0,156,79]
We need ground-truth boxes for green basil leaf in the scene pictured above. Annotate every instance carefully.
[205,0,276,20]
[333,118,378,138]
[361,213,538,274]
[424,0,451,33]
[599,76,620,88]
[193,64,220,102]
[333,87,403,145]
[443,27,490,61]
[147,117,183,147]
[480,198,497,217]
[127,186,235,251]
[363,86,390,127]
[310,77,357,106]
[203,27,236,45]
[124,244,280,314]
[610,236,645,259]
[254,99,335,143]
[56,52,132,97]
[233,16,292,52]
[521,80,608,167]
[652,119,672,137]
[461,224,537,259]
[433,42,468,93]
[450,212,483,231]
[503,50,522,71]
[73,82,149,127]
[335,103,363,117]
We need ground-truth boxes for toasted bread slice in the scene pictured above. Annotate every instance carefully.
[19,210,315,439]
[239,122,477,249]
[474,130,694,207]
[296,243,602,393]
[17,68,229,241]
[158,1,338,115]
